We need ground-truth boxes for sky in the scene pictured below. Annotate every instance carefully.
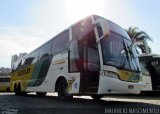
[0,0,160,68]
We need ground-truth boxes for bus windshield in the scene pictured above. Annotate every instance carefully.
[0,78,10,82]
[100,32,140,72]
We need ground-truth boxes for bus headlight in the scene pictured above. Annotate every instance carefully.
[102,71,119,79]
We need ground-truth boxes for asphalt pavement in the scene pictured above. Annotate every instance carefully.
[0,93,160,114]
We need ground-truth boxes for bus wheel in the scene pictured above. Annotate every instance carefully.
[36,92,47,96]
[14,84,21,96]
[57,79,73,101]
[14,84,18,95]
[91,95,103,100]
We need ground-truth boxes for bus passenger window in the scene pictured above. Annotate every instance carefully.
[69,39,80,72]
[17,61,22,69]
[23,57,34,66]
[40,42,52,60]
[52,30,69,55]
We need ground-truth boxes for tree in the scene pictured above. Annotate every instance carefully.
[126,27,153,53]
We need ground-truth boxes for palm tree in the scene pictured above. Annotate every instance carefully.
[126,27,153,53]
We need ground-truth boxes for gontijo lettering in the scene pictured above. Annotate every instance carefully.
[18,68,30,76]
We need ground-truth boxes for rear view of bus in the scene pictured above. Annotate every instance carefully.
[69,15,142,98]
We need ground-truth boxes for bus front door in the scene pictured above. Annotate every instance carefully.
[78,35,100,94]
[85,46,100,93]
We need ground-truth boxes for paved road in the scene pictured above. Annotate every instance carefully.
[0,93,160,114]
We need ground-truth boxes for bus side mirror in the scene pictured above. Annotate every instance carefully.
[93,18,110,42]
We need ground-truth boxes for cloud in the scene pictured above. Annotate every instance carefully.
[0,26,51,67]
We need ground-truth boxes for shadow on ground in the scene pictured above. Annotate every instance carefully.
[0,93,160,114]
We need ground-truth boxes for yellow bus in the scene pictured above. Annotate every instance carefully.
[10,15,142,100]
[0,76,10,92]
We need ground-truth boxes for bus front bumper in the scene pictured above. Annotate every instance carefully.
[97,75,142,94]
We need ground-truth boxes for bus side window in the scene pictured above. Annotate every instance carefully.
[41,53,50,60]
[156,61,160,76]
[17,60,22,69]
[52,30,69,55]
[12,62,18,72]
[151,60,160,76]
[139,62,150,76]
[40,42,52,60]
[21,58,25,66]
[12,60,22,71]
[69,39,80,72]
[31,50,40,64]
[23,57,34,66]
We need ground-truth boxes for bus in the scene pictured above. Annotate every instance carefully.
[0,76,10,92]
[139,53,160,93]
[10,15,142,100]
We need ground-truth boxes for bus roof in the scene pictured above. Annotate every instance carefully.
[12,14,131,64]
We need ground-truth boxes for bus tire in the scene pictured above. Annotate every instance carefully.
[17,84,22,95]
[14,84,18,95]
[91,95,103,100]
[57,79,73,101]
[15,83,25,96]
[36,92,47,96]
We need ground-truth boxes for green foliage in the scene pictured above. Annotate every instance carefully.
[126,27,153,53]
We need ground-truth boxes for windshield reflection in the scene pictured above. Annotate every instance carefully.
[100,32,140,72]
